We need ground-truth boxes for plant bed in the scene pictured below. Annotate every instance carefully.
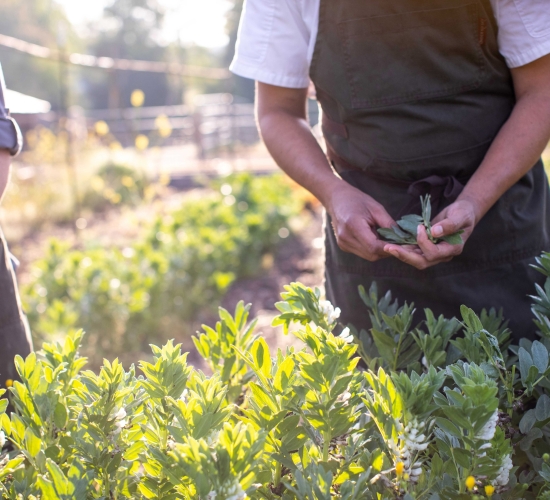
[21,173,308,368]
[3,253,550,498]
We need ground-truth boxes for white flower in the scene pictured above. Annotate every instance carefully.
[114,407,127,421]
[115,419,128,429]
[493,454,513,486]
[421,356,428,368]
[476,410,498,441]
[0,430,5,448]
[319,300,341,324]
[392,417,431,482]
[338,328,354,344]
[208,480,246,500]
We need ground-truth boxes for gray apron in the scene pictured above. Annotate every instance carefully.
[310,0,550,339]
[0,229,32,389]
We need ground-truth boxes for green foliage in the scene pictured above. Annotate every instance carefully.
[81,163,149,211]
[22,173,304,366]
[6,257,550,497]
[378,195,464,246]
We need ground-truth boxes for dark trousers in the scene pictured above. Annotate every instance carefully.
[0,230,32,389]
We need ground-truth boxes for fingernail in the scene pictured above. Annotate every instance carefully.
[432,225,443,237]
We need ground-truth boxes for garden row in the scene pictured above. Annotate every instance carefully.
[2,255,550,498]
[22,172,306,367]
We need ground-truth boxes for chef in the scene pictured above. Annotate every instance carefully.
[0,63,32,389]
[230,0,550,339]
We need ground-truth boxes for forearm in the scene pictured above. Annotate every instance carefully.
[256,85,345,208]
[459,94,550,221]
[0,149,9,203]
[459,56,550,223]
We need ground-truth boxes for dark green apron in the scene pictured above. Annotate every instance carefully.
[310,0,550,339]
[0,229,32,390]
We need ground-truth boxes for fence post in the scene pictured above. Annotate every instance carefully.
[193,109,205,160]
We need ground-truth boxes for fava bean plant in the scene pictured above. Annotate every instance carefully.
[4,254,550,498]
[22,173,305,367]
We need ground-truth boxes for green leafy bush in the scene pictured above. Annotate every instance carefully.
[81,163,149,211]
[4,255,550,498]
[22,173,304,367]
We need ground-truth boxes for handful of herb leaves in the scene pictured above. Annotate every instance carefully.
[377,195,464,246]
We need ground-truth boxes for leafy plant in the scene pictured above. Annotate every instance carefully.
[81,163,150,211]
[4,255,550,498]
[378,195,464,245]
[22,173,305,367]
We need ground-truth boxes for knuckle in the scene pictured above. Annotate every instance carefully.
[423,252,437,263]
[336,227,348,241]
[447,221,457,232]
[365,253,380,262]
[416,261,428,270]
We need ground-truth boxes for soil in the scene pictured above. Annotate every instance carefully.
[219,206,325,355]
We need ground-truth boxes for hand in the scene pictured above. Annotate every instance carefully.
[326,180,396,262]
[383,199,478,270]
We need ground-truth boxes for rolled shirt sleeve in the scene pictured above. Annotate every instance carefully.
[0,65,22,156]
[491,0,550,68]
[230,0,318,88]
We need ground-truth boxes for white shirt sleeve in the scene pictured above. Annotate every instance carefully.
[491,0,550,68]
[229,0,319,88]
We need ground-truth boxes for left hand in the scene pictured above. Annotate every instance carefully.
[383,199,478,270]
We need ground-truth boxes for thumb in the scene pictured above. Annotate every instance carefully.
[432,212,467,237]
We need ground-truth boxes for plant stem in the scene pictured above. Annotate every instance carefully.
[274,461,282,487]
[322,431,331,462]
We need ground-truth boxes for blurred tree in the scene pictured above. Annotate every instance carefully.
[0,0,78,110]
[86,0,170,109]
[224,0,254,102]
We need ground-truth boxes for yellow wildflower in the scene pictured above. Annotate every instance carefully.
[465,476,476,491]
[5,379,13,388]
[485,485,495,497]
[395,462,404,477]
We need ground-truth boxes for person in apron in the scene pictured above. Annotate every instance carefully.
[0,63,32,392]
[234,0,550,340]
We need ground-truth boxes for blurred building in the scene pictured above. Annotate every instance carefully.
[4,88,53,132]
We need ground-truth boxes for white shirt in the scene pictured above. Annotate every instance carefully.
[230,0,550,89]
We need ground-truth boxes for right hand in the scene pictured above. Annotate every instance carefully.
[325,180,396,262]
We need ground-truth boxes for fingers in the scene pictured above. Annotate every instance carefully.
[416,225,462,262]
[431,208,471,238]
[384,243,435,270]
[384,243,453,270]
[383,225,461,270]
[334,216,388,262]
[370,204,396,229]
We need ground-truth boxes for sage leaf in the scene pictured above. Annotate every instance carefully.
[441,232,464,246]
[377,196,465,246]
[397,219,420,236]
